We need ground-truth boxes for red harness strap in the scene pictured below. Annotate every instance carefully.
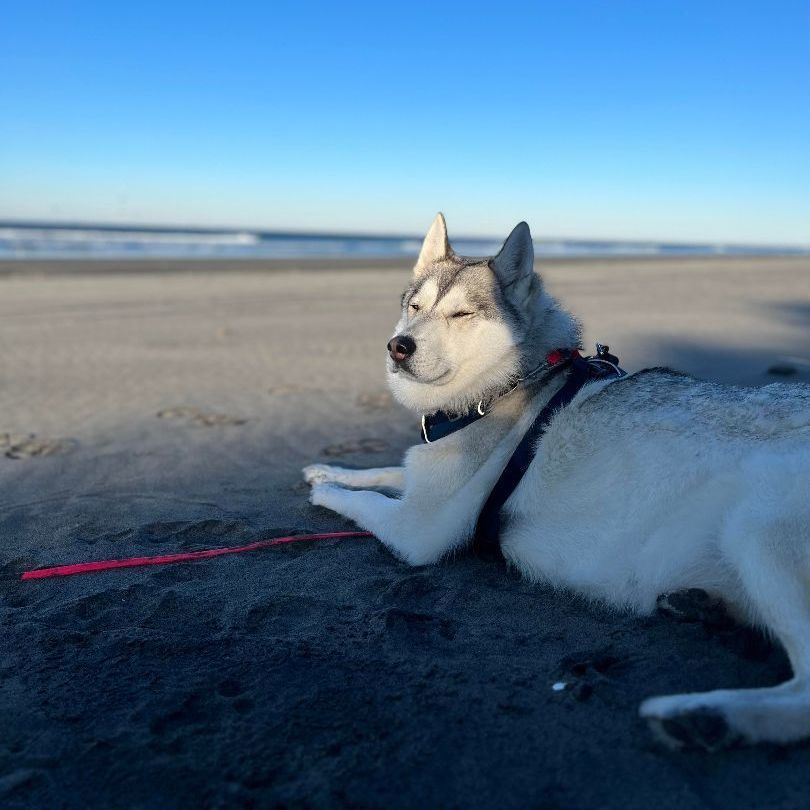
[20,531,373,581]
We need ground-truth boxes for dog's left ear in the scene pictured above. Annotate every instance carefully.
[490,222,536,299]
[490,222,534,286]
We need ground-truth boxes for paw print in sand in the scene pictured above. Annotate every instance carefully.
[1,432,76,459]
[355,392,394,412]
[552,648,627,703]
[321,438,389,457]
[156,406,247,427]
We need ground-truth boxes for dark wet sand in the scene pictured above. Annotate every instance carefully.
[1,257,809,808]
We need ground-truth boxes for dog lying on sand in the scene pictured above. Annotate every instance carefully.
[304,213,810,750]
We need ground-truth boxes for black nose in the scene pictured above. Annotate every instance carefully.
[387,334,416,363]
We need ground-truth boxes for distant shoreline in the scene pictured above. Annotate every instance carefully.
[3,254,810,276]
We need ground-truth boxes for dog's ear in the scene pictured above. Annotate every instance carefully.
[415,213,451,274]
[490,222,536,298]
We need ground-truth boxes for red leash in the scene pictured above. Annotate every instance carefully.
[20,531,373,581]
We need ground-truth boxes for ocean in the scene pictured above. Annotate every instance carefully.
[1,221,807,260]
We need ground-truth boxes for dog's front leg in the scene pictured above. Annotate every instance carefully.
[309,482,466,566]
[309,483,402,554]
[303,464,405,490]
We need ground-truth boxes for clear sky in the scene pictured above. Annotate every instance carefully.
[2,1,808,244]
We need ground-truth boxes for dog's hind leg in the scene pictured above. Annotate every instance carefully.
[302,464,405,490]
[641,463,810,750]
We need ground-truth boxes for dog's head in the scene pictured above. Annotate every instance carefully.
[387,213,555,415]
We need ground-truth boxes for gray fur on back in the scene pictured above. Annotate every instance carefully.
[578,368,810,441]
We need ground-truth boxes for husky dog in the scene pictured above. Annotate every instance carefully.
[303,214,810,750]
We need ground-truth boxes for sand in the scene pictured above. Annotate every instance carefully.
[1,255,809,807]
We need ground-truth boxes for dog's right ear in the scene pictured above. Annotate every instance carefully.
[415,213,451,274]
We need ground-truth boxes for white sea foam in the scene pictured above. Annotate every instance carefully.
[0,224,805,260]
[0,227,261,259]
[0,227,259,244]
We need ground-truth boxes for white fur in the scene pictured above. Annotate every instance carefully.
[386,307,520,415]
[303,216,810,749]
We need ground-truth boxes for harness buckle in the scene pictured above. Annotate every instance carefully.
[589,342,625,378]
[596,343,621,365]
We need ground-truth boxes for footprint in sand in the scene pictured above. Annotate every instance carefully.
[1,433,76,459]
[321,437,389,457]
[134,518,253,549]
[377,607,458,642]
[554,648,627,702]
[156,406,247,427]
[355,392,394,412]
[383,573,438,599]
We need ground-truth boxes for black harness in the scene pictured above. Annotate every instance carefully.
[421,345,626,560]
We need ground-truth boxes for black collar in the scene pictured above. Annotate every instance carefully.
[421,349,580,444]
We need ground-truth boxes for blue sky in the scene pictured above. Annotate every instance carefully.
[2,1,808,244]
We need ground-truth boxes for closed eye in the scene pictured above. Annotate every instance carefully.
[451,311,474,319]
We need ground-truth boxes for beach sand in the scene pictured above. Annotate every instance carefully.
[1,255,809,807]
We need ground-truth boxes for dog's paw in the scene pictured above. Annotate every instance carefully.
[309,481,342,508]
[642,706,741,752]
[302,464,340,485]
[656,589,731,626]
[640,696,743,752]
